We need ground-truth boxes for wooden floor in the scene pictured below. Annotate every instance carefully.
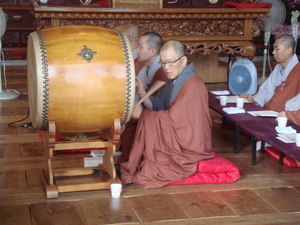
[1,62,300,225]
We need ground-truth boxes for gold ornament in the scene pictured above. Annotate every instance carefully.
[80,0,92,5]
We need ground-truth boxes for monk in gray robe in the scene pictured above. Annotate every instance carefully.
[241,34,300,112]
[116,32,168,164]
[121,40,215,189]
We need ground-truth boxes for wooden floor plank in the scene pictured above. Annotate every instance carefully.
[0,143,21,158]
[0,107,14,116]
[79,198,139,224]
[122,212,300,225]
[0,205,31,225]
[20,142,45,157]
[227,155,271,175]
[30,201,87,225]
[0,99,29,109]
[171,191,237,218]
[126,194,189,222]
[0,169,27,189]
[0,157,44,170]
[216,189,279,216]
[0,134,41,144]
[26,168,43,188]
[12,106,30,116]
[254,187,300,213]
[0,123,17,136]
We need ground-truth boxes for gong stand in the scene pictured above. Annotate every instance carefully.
[40,119,121,199]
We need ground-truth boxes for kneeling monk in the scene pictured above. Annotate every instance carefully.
[121,40,215,189]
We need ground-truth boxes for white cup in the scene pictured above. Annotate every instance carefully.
[110,183,122,198]
[277,117,288,128]
[236,97,244,109]
[219,96,227,106]
[295,133,300,147]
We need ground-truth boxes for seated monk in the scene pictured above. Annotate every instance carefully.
[120,40,215,189]
[114,24,140,60]
[240,34,300,112]
[116,32,168,164]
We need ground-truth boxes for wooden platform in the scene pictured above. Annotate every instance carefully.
[1,64,300,224]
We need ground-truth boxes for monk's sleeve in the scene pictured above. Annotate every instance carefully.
[286,110,300,126]
[253,65,281,107]
[285,94,300,111]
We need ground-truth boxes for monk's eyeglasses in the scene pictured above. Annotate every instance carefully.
[159,55,185,67]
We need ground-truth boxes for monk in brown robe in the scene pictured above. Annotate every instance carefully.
[116,32,168,164]
[120,40,215,189]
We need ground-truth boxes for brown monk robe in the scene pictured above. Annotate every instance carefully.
[264,64,300,112]
[285,110,300,126]
[121,76,215,189]
[115,58,167,164]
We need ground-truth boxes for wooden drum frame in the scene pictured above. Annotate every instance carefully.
[26,26,135,198]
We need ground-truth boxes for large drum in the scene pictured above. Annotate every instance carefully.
[27,26,135,133]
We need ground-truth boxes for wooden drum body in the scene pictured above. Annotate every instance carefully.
[27,26,135,133]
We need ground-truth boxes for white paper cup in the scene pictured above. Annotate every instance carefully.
[110,183,122,198]
[296,133,300,147]
[277,117,287,128]
[219,96,227,106]
[236,97,244,109]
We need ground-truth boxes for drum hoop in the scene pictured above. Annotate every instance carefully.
[36,30,49,130]
[116,30,135,125]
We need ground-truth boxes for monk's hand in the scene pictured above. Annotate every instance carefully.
[239,94,254,103]
[135,77,146,97]
[132,103,143,120]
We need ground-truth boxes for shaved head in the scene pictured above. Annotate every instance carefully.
[276,34,296,54]
[115,24,140,43]
[160,40,185,57]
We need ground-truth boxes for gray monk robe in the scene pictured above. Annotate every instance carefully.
[121,63,215,189]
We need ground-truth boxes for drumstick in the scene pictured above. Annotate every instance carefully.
[137,80,166,105]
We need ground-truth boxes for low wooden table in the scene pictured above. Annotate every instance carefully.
[209,93,262,154]
[209,93,300,165]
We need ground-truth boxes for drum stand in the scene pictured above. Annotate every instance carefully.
[40,119,121,198]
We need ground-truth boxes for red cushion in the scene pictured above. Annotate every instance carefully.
[223,1,270,9]
[168,153,240,185]
[264,146,299,168]
[92,0,109,5]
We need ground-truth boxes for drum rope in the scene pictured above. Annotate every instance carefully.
[116,30,132,126]
[37,30,49,131]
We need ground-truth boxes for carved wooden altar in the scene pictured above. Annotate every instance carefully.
[33,6,269,82]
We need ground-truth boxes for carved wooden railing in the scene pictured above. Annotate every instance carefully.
[33,6,269,59]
